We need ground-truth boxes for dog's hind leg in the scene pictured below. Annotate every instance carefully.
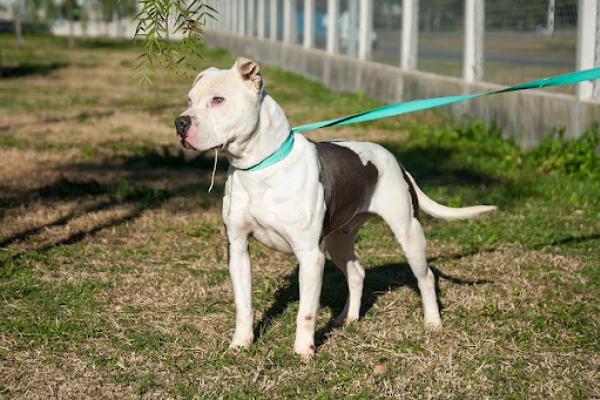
[394,217,442,330]
[325,226,366,326]
[371,178,442,330]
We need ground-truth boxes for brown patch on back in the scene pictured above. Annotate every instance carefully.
[315,141,379,237]
[304,315,313,321]
[400,165,419,220]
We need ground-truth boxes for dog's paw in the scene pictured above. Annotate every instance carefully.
[424,318,443,332]
[229,334,254,350]
[294,343,316,361]
[332,313,358,328]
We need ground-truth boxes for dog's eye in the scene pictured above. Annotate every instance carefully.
[211,96,225,105]
[188,98,192,108]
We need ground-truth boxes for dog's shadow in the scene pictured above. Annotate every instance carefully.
[253,259,492,348]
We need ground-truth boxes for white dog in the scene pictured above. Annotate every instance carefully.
[175,58,496,358]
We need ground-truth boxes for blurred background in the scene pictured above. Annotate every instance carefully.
[0,0,580,91]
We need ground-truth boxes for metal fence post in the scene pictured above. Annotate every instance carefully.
[270,0,278,41]
[248,0,255,36]
[205,0,213,31]
[358,0,372,60]
[401,0,418,70]
[547,0,555,35]
[326,0,339,54]
[576,0,599,101]
[348,0,358,57]
[304,0,315,48]
[239,0,246,35]
[216,0,222,32]
[221,0,227,33]
[258,0,265,39]
[595,0,600,99]
[223,0,231,33]
[214,0,219,31]
[214,0,218,31]
[284,0,297,43]
[463,0,484,82]
[231,0,238,34]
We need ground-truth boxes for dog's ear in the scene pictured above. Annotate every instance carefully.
[235,57,263,92]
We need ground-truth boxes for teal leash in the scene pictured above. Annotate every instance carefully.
[242,67,600,172]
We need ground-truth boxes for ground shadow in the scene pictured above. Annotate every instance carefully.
[252,226,599,348]
[0,62,68,79]
[254,259,492,348]
[381,142,538,208]
[0,199,114,249]
[424,231,600,265]
[1,147,225,209]
[532,233,600,249]
[0,102,184,132]
[0,148,227,264]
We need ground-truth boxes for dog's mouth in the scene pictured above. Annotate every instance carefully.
[179,138,196,151]
[179,138,223,152]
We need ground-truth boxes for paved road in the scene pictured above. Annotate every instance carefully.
[373,33,575,68]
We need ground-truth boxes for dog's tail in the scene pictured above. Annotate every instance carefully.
[405,171,497,220]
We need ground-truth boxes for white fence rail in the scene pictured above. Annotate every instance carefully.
[210,0,597,98]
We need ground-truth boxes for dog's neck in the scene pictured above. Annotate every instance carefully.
[225,94,291,170]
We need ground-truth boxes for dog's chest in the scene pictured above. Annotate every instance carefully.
[250,224,294,253]
[227,153,325,253]
[245,179,322,253]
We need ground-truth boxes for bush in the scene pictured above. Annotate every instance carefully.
[526,126,600,178]
[406,120,600,179]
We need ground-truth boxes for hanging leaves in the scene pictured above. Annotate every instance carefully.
[134,0,217,85]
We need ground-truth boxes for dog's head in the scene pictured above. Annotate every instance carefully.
[174,57,264,152]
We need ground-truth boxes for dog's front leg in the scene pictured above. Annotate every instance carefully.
[293,247,325,359]
[228,236,254,349]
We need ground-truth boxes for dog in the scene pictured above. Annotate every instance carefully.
[174,57,496,358]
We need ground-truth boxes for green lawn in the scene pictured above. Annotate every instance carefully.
[0,35,599,398]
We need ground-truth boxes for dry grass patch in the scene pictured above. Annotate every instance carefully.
[0,36,598,399]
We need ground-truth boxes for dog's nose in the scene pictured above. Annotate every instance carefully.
[175,116,191,137]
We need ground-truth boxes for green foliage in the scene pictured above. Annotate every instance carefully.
[526,126,600,178]
[404,119,600,179]
[410,119,520,164]
[134,0,217,85]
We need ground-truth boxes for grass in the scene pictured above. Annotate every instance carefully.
[0,35,598,398]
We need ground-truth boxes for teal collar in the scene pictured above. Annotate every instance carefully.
[239,131,295,172]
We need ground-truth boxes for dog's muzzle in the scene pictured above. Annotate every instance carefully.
[175,115,191,139]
